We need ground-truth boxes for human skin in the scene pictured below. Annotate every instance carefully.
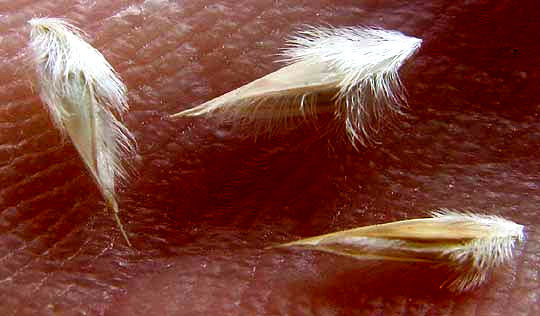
[0,0,539,315]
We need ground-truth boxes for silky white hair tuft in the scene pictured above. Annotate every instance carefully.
[283,26,422,146]
[430,210,525,291]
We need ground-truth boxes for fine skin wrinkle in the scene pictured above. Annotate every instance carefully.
[0,0,539,315]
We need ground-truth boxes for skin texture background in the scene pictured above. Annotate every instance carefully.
[0,0,539,315]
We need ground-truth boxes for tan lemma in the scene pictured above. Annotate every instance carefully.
[278,209,525,292]
[28,18,136,246]
[171,26,422,148]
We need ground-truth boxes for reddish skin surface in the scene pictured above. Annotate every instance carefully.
[0,0,539,315]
